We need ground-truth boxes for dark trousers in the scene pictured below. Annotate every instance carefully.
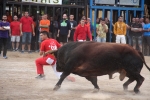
[0,38,8,56]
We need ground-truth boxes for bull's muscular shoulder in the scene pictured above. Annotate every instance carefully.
[60,42,135,56]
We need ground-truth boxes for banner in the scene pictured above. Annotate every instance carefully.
[119,0,139,6]
[50,0,62,4]
[22,0,62,5]
[95,0,115,5]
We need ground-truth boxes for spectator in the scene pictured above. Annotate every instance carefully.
[53,17,59,40]
[20,11,35,53]
[74,18,92,42]
[6,11,12,23]
[114,16,127,44]
[130,17,143,51]
[105,17,111,42]
[69,14,77,42]
[50,17,54,38]
[96,19,108,42]
[35,31,75,81]
[10,15,21,51]
[139,18,145,27]
[39,14,50,33]
[143,17,150,55]
[57,14,71,45]
[87,18,94,40]
[127,17,136,46]
[0,15,10,59]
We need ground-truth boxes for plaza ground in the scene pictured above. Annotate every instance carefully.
[0,51,150,100]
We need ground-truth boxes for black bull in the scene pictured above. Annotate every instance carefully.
[50,42,150,93]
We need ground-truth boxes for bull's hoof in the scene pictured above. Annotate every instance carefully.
[134,89,140,94]
[92,88,99,93]
[53,85,61,91]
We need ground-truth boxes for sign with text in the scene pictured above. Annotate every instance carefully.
[50,0,62,4]
[119,0,139,6]
[95,0,115,5]
[22,0,62,5]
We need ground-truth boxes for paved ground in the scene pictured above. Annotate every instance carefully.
[0,51,150,100]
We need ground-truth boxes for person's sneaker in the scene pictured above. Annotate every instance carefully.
[15,48,18,51]
[35,74,45,79]
[3,56,8,59]
[28,51,32,54]
[21,51,24,53]
[12,49,15,51]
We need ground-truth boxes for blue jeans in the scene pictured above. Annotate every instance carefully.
[22,32,32,44]
[97,37,106,43]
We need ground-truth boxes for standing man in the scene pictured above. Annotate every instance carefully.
[50,17,54,38]
[105,17,111,42]
[87,18,94,40]
[130,17,143,51]
[69,15,77,41]
[20,11,35,53]
[10,15,21,51]
[40,14,50,33]
[139,18,145,27]
[35,31,75,81]
[57,14,71,45]
[96,19,108,42]
[114,16,127,44]
[0,15,10,59]
[127,17,136,46]
[74,18,92,42]
[143,17,150,55]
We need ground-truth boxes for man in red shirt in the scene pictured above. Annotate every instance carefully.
[74,18,92,41]
[20,11,35,53]
[10,15,21,51]
[35,31,75,81]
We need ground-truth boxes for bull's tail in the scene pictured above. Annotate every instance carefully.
[138,51,150,71]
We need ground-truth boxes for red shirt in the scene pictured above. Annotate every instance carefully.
[20,16,33,32]
[74,24,92,41]
[10,21,20,36]
[40,39,61,59]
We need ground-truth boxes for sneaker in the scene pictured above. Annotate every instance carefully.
[12,49,15,51]
[15,48,18,51]
[35,74,45,79]
[21,51,24,53]
[3,56,8,59]
[28,51,32,54]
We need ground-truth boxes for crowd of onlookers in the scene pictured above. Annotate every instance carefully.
[0,11,150,59]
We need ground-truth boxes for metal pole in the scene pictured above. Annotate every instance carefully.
[3,0,7,14]
[45,6,47,14]
[94,9,97,41]
[12,4,14,17]
[110,9,113,42]
[35,5,39,51]
[102,9,105,18]
[76,8,78,22]
[29,5,31,15]
[134,10,136,17]
[20,4,22,17]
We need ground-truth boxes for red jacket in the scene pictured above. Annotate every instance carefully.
[74,24,92,41]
